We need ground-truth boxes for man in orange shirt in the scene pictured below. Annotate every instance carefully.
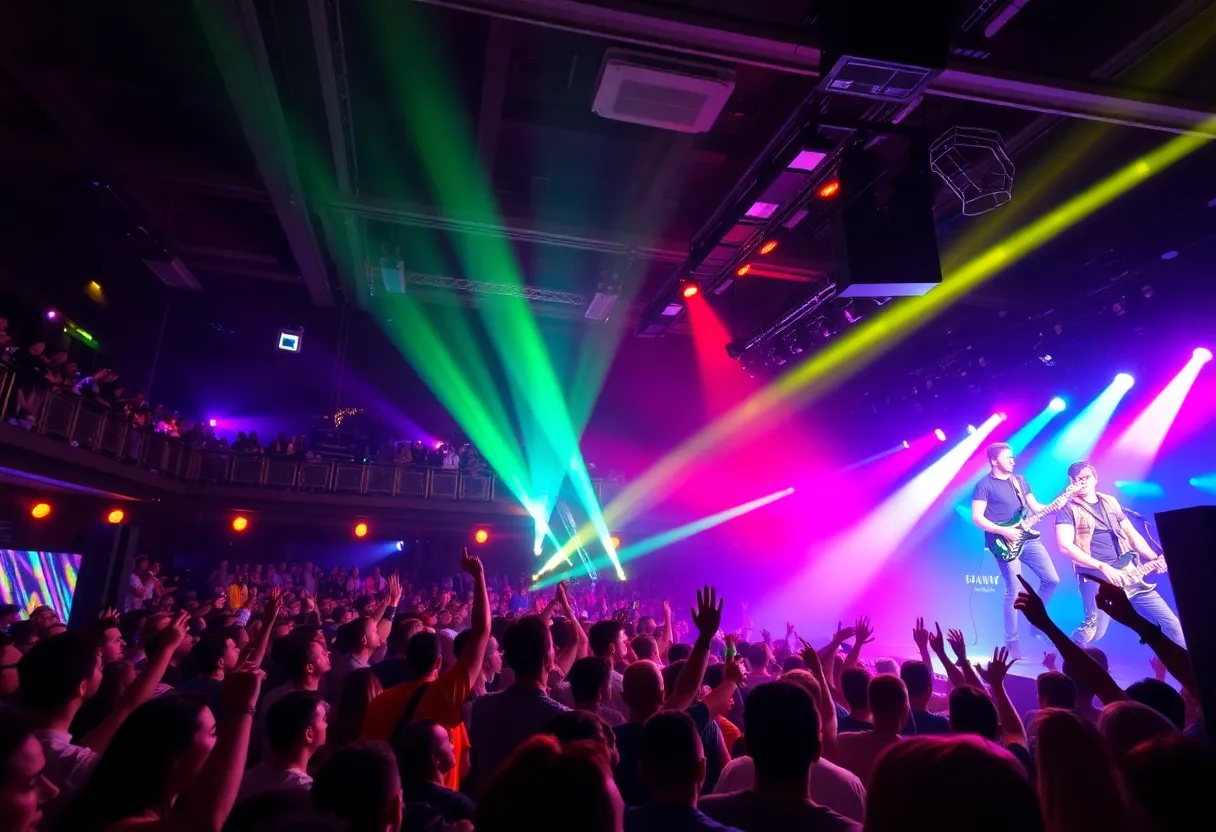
[362,548,489,790]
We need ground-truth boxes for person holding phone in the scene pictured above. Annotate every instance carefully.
[1054,461,1184,647]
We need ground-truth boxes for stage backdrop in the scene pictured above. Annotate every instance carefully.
[1,550,82,621]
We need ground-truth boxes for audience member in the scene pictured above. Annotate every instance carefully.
[393,718,476,827]
[836,667,873,732]
[1122,733,1216,832]
[311,741,404,832]
[477,736,621,832]
[698,681,858,831]
[569,656,626,727]
[238,691,326,801]
[0,709,59,832]
[1029,708,1127,832]
[832,674,907,788]
[899,660,949,735]
[865,735,1044,832]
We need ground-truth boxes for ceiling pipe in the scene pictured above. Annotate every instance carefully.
[985,0,1035,39]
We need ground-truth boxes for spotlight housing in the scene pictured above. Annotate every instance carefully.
[934,428,947,442]
[31,502,52,519]
[231,515,249,532]
[681,281,700,299]
[817,180,840,199]
[901,440,910,449]
[106,509,125,524]
[1114,372,1135,388]
[610,536,621,550]
[735,263,752,277]
[474,528,490,545]
[1194,347,1213,363]
[354,521,369,538]
[1048,397,1067,412]
[759,240,778,255]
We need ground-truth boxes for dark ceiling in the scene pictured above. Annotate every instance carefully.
[0,0,1214,427]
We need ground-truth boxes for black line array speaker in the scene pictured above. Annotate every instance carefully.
[831,140,943,298]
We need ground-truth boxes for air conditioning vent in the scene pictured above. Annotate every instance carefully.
[593,49,735,134]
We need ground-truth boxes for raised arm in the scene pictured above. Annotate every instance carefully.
[701,652,744,718]
[240,588,281,669]
[453,549,490,688]
[1014,576,1127,705]
[842,615,875,669]
[656,599,673,661]
[947,628,985,690]
[83,611,190,752]
[374,576,403,644]
[556,582,588,659]
[800,637,839,760]
[928,622,966,688]
[1095,579,1197,698]
[984,647,1026,749]
[665,586,721,712]
[174,667,264,832]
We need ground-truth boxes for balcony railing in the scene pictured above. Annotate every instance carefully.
[0,367,621,504]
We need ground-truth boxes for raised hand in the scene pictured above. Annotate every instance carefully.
[1043,651,1057,671]
[724,651,747,687]
[388,574,403,606]
[662,598,672,622]
[760,628,772,644]
[1094,578,1140,627]
[1013,575,1052,630]
[854,616,876,646]
[261,587,283,624]
[1149,655,1167,681]
[691,585,723,641]
[912,617,930,652]
[797,635,825,678]
[946,628,968,663]
[928,622,946,655]
[556,581,571,611]
[163,610,191,652]
[220,663,266,714]
[461,547,484,580]
[786,621,796,641]
[98,607,119,622]
[986,646,1016,687]
[834,621,856,644]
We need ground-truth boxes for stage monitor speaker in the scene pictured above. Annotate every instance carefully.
[1155,505,1216,746]
[831,142,943,298]
[816,0,952,102]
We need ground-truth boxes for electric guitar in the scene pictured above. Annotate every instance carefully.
[987,482,1083,562]
[1073,553,1169,644]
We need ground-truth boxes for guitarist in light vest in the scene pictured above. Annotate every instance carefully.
[1054,461,1185,648]
[971,442,1061,658]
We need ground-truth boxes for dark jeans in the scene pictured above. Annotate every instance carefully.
[995,537,1060,647]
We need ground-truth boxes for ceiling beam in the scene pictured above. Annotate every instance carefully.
[308,0,368,307]
[477,19,515,169]
[414,0,1216,137]
[196,0,335,306]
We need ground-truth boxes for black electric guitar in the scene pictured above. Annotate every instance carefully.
[987,482,1083,562]
[1073,552,1169,644]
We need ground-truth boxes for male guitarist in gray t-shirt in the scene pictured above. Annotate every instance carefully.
[971,442,1062,658]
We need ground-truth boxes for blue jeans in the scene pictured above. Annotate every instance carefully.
[995,537,1060,647]
[1074,572,1186,648]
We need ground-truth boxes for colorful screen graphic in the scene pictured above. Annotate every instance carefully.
[0,550,82,621]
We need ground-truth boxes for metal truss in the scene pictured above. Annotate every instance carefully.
[393,269,589,305]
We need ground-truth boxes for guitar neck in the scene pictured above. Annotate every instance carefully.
[1023,492,1072,527]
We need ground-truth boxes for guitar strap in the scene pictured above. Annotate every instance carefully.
[1007,475,1029,511]
[1074,494,1133,560]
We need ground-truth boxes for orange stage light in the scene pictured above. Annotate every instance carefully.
[817,180,841,199]
[681,283,699,299]
[31,502,52,520]
[106,509,125,524]
[354,521,369,538]
[759,240,778,255]
[610,536,621,549]
[474,528,490,544]
[735,263,752,277]
[231,515,249,532]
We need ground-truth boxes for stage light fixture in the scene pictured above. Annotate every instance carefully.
[966,424,977,435]
[474,528,489,544]
[208,418,218,428]
[1049,397,1067,412]
[1114,372,1135,388]
[934,428,947,442]
[736,264,752,277]
[31,502,52,519]
[901,440,910,449]
[1195,347,1213,363]
[354,521,369,538]
[818,180,841,199]
[231,515,249,533]
[395,540,405,551]
[610,536,621,549]
[106,509,125,524]
[681,282,700,299]
[759,240,778,255]
[45,309,57,320]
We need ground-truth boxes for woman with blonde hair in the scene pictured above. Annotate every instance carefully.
[1030,708,1129,832]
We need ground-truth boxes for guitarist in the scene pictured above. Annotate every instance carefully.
[971,442,1060,658]
[1055,461,1185,647]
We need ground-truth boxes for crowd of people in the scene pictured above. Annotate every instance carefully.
[0,315,494,473]
[0,541,1210,832]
